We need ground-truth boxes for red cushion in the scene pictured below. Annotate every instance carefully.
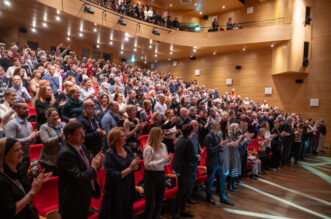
[31,177,58,216]
[29,107,36,116]
[133,198,145,215]
[99,167,105,191]
[29,122,36,131]
[140,135,149,151]
[164,186,177,199]
[199,147,207,167]
[29,144,43,162]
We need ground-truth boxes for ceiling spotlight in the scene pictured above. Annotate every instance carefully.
[144,60,147,64]
[79,32,83,37]
[154,54,157,57]
[67,37,70,41]
[195,3,198,6]
[31,28,36,33]
[84,5,94,14]
[152,28,160,36]
[118,17,126,26]
[140,56,143,59]
[168,58,171,61]
[170,4,172,7]
[213,51,216,55]
[242,47,246,51]
[170,51,173,55]
[55,16,60,21]
[222,5,226,9]
[270,44,274,48]
[134,48,137,52]
[155,60,157,63]
[124,37,129,42]
[56,9,60,14]
[96,44,100,49]
[109,41,113,45]
[149,45,152,49]
[42,22,47,28]
[193,48,197,53]
[120,50,124,54]
[4,0,11,7]
[199,11,202,15]
[93,28,97,32]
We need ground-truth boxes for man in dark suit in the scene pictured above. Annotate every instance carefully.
[57,122,104,219]
[204,120,234,206]
[281,117,294,166]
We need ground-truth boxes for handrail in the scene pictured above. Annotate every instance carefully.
[80,0,173,33]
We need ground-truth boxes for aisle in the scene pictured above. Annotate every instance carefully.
[160,156,331,219]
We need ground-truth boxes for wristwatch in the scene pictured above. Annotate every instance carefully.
[27,193,34,199]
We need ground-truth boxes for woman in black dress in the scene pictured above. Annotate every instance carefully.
[99,127,140,219]
[0,137,52,219]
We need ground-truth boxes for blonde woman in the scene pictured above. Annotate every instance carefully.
[143,127,172,219]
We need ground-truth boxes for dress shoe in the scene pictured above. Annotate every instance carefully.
[187,198,197,204]
[221,199,235,206]
[255,174,261,178]
[206,197,216,205]
[250,174,257,180]
[259,171,266,175]
[180,211,194,217]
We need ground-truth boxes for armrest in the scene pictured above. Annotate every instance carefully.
[166,173,178,186]
[135,186,144,194]
[198,166,207,171]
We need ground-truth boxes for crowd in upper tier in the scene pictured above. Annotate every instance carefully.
[0,41,327,219]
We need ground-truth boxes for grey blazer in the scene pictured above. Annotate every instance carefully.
[39,122,64,167]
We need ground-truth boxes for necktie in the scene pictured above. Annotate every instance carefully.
[78,147,95,190]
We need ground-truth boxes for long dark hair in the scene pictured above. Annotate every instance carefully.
[220,118,228,140]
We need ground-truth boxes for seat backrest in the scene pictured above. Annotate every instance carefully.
[134,160,145,186]
[30,144,43,163]
[29,107,36,116]
[140,135,149,151]
[164,153,175,175]
[99,167,105,191]
[30,122,36,130]
[199,147,207,166]
[31,176,58,214]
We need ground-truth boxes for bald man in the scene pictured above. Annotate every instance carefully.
[77,99,106,155]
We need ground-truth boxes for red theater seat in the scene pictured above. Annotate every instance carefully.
[140,135,149,151]
[29,107,36,116]
[134,160,145,215]
[164,154,178,199]
[29,144,43,162]
[31,176,59,216]
[30,122,36,130]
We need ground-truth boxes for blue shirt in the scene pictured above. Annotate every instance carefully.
[12,85,31,102]
[42,74,60,95]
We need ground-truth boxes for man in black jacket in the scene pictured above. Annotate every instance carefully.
[281,117,294,166]
[57,122,103,219]
[77,99,106,155]
[204,120,234,206]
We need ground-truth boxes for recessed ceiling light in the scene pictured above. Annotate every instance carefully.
[134,48,137,52]
[93,28,97,32]
[66,37,70,41]
[31,28,36,33]
[42,22,47,27]
[140,56,143,59]
[55,16,60,21]
[149,45,152,49]
[195,3,198,6]
[144,60,147,64]
[109,41,113,45]
[213,51,216,55]
[79,32,83,37]
[155,60,157,63]
[96,44,100,49]
[4,0,11,6]
[56,9,60,14]
[124,37,129,42]
[168,58,171,61]
[154,54,157,57]
[170,4,172,7]
[193,48,197,52]
[222,5,226,9]
[242,47,246,51]
[270,44,274,48]
[125,32,129,37]
[199,11,202,15]
[120,50,124,54]
[170,51,173,55]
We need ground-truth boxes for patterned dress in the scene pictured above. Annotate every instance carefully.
[228,133,242,177]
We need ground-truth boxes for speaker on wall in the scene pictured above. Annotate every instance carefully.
[235,65,242,70]
[303,41,309,67]
[296,79,304,84]
[18,27,27,33]
[203,15,209,20]
[190,56,196,60]
[121,58,127,62]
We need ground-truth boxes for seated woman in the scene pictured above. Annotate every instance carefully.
[79,78,95,101]
[99,127,140,219]
[35,85,59,130]
[0,137,52,218]
[61,86,83,122]
[96,93,110,121]
[30,69,41,107]
[39,108,64,175]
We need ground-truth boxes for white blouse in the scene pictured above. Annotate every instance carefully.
[143,143,170,171]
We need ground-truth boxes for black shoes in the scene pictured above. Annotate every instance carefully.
[180,211,194,217]
[221,199,235,206]
[187,198,197,204]
[206,196,217,205]
[250,174,258,180]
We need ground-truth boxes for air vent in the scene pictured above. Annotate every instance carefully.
[180,0,192,4]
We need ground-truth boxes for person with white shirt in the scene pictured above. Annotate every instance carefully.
[143,127,172,219]
[261,100,269,111]
[154,94,167,120]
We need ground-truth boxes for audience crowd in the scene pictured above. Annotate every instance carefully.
[0,42,327,219]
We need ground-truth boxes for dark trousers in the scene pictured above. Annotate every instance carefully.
[163,138,175,153]
[173,171,192,215]
[188,162,198,198]
[143,170,165,219]
[258,151,267,171]
[293,142,302,162]
[40,162,58,176]
[240,152,247,177]
[17,157,30,174]
[206,164,226,200]
[282,141,292,165]
[271,144,281,168]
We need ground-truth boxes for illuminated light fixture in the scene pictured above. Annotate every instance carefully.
[170,44,173,51]
[194,3,197,6]
[66,37,70,41]
[109,41,113,45]
[80,21,84,32]
[213,51,216,55]
[154,54,157,57]
[96,44,100,49]
[43,12,47,21]
[121,44,124,50]
[144,60,147,64]
[149,45,152,49]
[42,22,47,28]
[79,32,83,37]
[55,16,60,21]
[134,48,137,52]
[67,28,71,36]
[31,28,36,33]
[170,51,173,55]
[94,23,97,26]
[32,19,36,27]
[170,4,172,7]
[155,60,157,63]
[149,39,153,44]
[110,31,113,40]
[199,11,202,15]
[124,37,129,42]
[118,17,126,26]
[222,5,226,9]
[152,28,160,36]
[270,44,274,48]
[140,56,143,59]
[120,50,124,54]
[168,58,171,61]
[4,0,11,6]
[194,26,201,31]
[93,28,97,32]
[242,47,246,51]
[56,9,60,14]
[193,48,197,53]
[125,32,129,37]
